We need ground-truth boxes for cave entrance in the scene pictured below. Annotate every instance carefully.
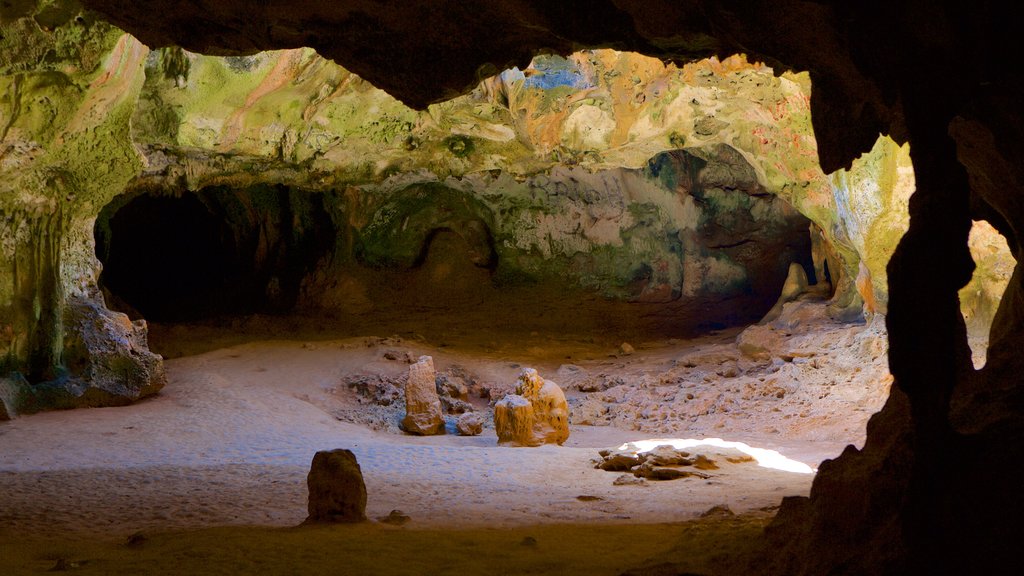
[95,184,335,323]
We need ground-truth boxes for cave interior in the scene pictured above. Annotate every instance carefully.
[1,1,1023,575]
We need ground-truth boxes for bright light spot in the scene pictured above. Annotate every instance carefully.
[617,437,816,474]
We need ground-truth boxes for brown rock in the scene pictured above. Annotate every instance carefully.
[597,452,643,471]
[644,445,693,467]
[305,449,367,524]
[638,464,690,481]
[400,356,445,435]
[613,474,648,487]
[456,411,483,436]
[378,509,411,525]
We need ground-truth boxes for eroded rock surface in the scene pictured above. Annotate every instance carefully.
[305,448,367,524]
[494,368,569,447]
[400,355,445,435]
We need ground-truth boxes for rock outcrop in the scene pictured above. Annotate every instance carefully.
[305,448,367,524]
[400,356,445,435]
[494,368,569,447]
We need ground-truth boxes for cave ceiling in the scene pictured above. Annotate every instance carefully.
[77,0,1010,175]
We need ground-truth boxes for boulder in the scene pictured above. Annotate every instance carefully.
[456,411,483,436]
[11,295,168,414]
[494,368,569,446]
[305,449,367,523]
[400,356,445,435]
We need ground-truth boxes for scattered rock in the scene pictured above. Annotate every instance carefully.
[436,373,469,401]
[674,351,738,368]
[594,445,714,481]
[400,356,445,435]
[494,368,569,446]
[613,474,648,486]
[125,531,148,547]
[644,445,693,466]
[693,455,719,470]
[305,448,367,524]
[456,411,483,436]
[49,558,87,571]
[639,464,691,481]
[378,509,411,525]
[736,324,782,360]
[569,396,611,425]
[344,374,403,406]
[382,349,414,363]
[597,451,643,471]
[576,495,604,502]
[700,504,736,518]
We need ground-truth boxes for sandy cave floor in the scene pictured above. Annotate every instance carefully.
[0,300,892,575]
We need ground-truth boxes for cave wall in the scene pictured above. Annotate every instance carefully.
[130,46,923,314]
[0,3,163,416]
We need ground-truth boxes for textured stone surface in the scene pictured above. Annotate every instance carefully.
[760,262,810,324]
[455,411,483,436]
[400,355,445,435]
[494,368,569,447]
[305,448,367,524]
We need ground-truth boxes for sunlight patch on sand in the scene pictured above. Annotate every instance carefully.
[618,438,817,474]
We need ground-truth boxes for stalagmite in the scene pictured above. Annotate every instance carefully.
[400,355,445,435]
[494,368,569,446]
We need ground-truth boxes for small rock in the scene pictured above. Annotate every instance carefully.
[639,465,690,481]
[618,342,635,356]
[456,412,483,436]
[520,536,538,547]
[378,509,411,525]
[613,474,647,486]
[576,495,604,502]
[644,445,693,466]
[125,531,147,547]
[597,452,643,471]
[701,504,736,518]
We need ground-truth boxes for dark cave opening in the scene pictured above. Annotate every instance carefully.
[95,184,336,323]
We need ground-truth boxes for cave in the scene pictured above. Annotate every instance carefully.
[95,185,335,322]
[1,2,1022,575]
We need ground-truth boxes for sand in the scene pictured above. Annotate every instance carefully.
[0,300,891,575]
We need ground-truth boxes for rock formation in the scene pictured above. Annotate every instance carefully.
[760,263,810,324]
[305,448,367,524]
[494,368,569,447]
[400,356,445,435]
